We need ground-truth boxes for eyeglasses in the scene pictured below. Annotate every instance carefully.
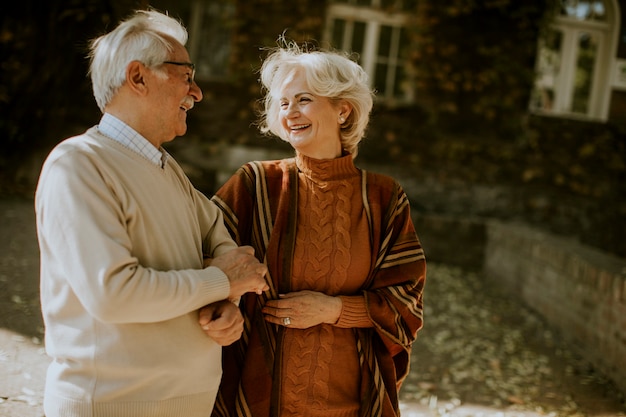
[161,61,196,84]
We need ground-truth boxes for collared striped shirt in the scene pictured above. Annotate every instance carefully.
[97,113,167,168]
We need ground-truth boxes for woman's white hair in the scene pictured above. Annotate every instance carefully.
[88,9,188,112]
[258,37,374,158]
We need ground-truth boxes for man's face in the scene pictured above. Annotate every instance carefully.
[149,44,203,146]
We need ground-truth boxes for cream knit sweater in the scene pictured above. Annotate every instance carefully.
[35,127,236,417]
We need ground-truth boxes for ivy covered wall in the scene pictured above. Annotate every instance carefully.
[410,0,559,135]
[1,0,623,257]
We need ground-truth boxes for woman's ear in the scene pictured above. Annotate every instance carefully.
[338,101,353,124]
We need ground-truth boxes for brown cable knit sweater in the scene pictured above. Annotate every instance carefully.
[279,154,372,416]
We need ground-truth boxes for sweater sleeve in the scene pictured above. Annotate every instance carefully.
[335,295,373,328]
[36,138,231,324]
[192,185,239,258]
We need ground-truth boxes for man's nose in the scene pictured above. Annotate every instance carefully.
[190,81,203,102]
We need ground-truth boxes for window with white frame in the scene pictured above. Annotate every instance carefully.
[530,0,620,121]
[187,0,235,80]
[324,0,416,104]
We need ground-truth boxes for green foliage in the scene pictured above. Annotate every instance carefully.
[186,0,329,149]
[228,0,327,81]
[0,1,143,162]
[409,0,559,136]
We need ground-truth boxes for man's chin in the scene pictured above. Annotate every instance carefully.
[175,125,188,139]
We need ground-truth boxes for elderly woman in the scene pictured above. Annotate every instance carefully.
[201,38,426,417]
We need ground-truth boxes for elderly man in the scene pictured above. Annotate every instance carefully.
[35,9,267,417]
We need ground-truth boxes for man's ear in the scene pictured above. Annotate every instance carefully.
[126,61,149,95]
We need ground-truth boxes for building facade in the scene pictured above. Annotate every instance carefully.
[159,0,625,127]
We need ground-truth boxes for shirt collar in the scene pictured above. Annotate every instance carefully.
[97,113,168,168]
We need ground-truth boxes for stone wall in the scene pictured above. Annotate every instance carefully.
[412,214,486,271]
[483,220,626,396]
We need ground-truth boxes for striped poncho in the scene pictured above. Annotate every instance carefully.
[211,155,426,417]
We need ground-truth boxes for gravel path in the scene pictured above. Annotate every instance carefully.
[0,196,625,416]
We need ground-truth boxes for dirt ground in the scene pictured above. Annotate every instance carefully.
[1,195,625,417]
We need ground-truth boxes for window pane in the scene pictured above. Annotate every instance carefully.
[324,0,413,103]
[395,27,408,98]
[591,0,606,19]
[375,63,388,96]
[394,64,406,97]
[398,26,408,55]
[379,25,392,57]
[530,29,562,111]
[561,0,607,21]
[352,21,366,57]
[376,25,409,99]
[332,18,346,49]
[572,31,598,113]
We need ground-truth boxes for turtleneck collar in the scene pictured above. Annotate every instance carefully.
[295,152,359,182]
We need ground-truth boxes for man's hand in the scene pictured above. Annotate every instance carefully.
[198,300,244,346]
[208,246,268,298]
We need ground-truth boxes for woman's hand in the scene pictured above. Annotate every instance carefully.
[262,290,342,329]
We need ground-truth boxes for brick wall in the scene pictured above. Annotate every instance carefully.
[484,221,626,395]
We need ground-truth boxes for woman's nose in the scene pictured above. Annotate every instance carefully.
[286,103,299,117]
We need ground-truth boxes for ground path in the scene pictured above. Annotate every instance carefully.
[1,196,624,416]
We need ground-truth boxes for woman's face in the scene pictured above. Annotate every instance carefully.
[277,68,346,159]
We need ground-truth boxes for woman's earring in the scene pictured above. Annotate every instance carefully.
[339,116,345,124]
